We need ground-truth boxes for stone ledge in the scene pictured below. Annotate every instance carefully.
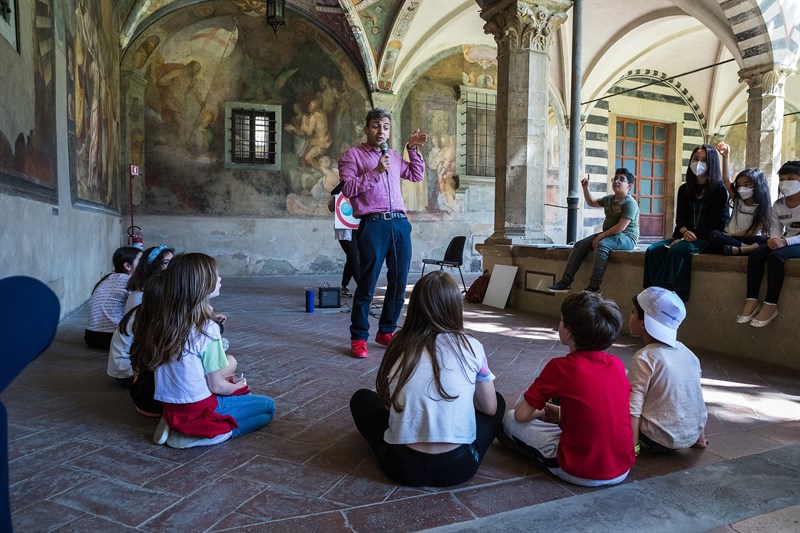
[476,243,799,370]
[478,245,800,277]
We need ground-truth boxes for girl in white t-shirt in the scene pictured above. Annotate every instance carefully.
[349,271,504,487]
[711,144,771,255]
[131,253,275,449]
[739,161,800,327]
[107,246,175,390]
[84,246,142,349]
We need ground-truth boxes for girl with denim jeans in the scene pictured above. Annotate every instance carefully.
[131,253,275,449]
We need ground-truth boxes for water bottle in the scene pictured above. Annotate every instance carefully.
[305,288,315,313]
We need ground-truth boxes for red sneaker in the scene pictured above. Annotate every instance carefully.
[375,331,395,347]
[351,340,368,358]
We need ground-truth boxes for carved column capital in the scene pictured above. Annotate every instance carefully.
[739,64,796,97]
[481,0,571,55]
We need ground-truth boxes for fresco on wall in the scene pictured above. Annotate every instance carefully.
[134,7,368,216]
[0,0,57,196]
[401,45,498,217]
[66,0,119,209]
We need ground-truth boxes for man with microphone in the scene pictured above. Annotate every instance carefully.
[339,109,428,358]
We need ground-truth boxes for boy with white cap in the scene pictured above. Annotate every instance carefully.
[628,287,708,453]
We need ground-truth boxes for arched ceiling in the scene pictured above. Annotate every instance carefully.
[118,0,800,133]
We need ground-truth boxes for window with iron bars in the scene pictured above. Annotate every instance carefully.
[224,103,282,170]
[456,86,496,179]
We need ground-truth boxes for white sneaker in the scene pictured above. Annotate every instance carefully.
[153,417,170,445]
[166,430,232,449]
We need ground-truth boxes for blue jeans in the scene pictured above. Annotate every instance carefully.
[643,238,710,302]
[351,217,412,340]
[559,233,635,289]
[215,394,275,438]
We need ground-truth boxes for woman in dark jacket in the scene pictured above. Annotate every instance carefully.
[643,144,729,301]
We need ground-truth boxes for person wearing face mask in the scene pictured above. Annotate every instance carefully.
[643,144,729,302]
[737,161,800,327]
[708,143,771,255]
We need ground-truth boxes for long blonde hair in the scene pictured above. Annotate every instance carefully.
[130,253,218,372]
[376,271,474,411]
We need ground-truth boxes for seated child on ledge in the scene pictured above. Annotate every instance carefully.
[628,287,708,453]
[500,291,635,487]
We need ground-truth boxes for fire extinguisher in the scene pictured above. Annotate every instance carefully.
[127,225,144,249]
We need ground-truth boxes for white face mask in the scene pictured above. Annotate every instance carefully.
[690,161,707,176]
[737,187,754,200]
[778,180,800,197]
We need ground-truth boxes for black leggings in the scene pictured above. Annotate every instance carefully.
[338,237,360,289]
[349,388,505,487]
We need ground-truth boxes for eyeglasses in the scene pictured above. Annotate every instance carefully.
[612,176,628,183]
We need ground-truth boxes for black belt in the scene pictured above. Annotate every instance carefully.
[363,211,407,221]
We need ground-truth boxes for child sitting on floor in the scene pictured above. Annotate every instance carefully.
[85,246,142,349]
[350,271,504,487]
[501,291,635,487]
[131,253,274,449]
[628,287,708,453]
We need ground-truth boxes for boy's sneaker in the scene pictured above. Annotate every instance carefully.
[375,331,395,347]
[351,340,368,358]
[548,281,571,293]
[153,417,170,445]
[584,286,601,293]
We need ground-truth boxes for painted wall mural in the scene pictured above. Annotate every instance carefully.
[132,7,369,216]
[66,0,120,209]
[401,46,498,217]
[0,0,57,198]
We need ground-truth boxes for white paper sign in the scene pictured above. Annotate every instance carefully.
[334,194,359,229]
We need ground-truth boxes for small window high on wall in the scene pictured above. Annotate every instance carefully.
[225,103,282,170]
[456,86,496,183]
[0,0,18,50]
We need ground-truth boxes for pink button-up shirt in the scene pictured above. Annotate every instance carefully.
[339,143,425,218]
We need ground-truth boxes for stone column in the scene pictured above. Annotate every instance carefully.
[481,0,571,244]
[739,65,795,191]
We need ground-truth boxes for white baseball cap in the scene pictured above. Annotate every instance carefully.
[636,287,686,347]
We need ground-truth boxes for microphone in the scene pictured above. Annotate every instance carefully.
[379,142,389,156]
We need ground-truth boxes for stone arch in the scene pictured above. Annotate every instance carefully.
[717,0,774,69]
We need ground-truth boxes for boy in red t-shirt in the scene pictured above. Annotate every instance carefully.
[501,291,636,487]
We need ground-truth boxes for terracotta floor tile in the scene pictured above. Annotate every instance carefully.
[218,487,344,526]
[11,500,88,532]
[235,456,345,497]
[10,465,96,514]
[143,447,258,496]
[67,446,181,486]
[306,428,373,473]
[702,430,785,460]
[752,420,800,445]
[143,476,266,532]
[50,514,140,532]
[8,439,105,485]
[345,492,474,532]
[211,510,350,532]
[50,476,180,527]
[321,459,398,506]
[454,476,572,517]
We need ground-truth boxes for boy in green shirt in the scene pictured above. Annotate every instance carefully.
[550,169,639,292]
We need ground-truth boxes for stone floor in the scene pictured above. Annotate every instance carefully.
[5,273,800,532]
